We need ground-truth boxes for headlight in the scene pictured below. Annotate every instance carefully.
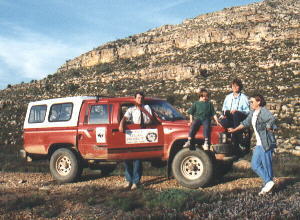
[219,133,229,144]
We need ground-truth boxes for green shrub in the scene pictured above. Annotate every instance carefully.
[105,192,143,212]
[104,188,211,212]
[145,189,209,211]
[95,63,112,74]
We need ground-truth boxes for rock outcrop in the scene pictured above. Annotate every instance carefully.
[0,0,299,152]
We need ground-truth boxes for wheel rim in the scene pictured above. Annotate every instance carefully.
[56,155,72,176]
[181,155,204,180]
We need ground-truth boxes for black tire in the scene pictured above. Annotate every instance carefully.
[50,148,81,183]
[172,148,214,189]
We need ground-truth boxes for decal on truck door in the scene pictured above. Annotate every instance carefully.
[96,127,106,143]
[125,129,158,144]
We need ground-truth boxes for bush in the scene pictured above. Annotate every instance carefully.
[106,192,142,212]
[145,189,209,211]
[68,84,80,92]
[104,189,210,212]
[95,63,112,74]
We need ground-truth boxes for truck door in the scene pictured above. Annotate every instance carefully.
[106,101,164,160]
[77,101,111,159]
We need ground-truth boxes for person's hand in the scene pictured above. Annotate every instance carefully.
[227,128,235,133]
[188,122,192,126]
[119,125,124,133]
[219,115,225,119]
[230,110,237,114]
[216,121,222,127]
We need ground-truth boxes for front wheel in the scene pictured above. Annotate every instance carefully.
[50,148,81,183]
[172,148,214,189]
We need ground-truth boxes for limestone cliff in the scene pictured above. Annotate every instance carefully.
[58,0,299,81]
[0,0,299,152]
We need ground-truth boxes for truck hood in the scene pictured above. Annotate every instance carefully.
[162,120,189,127]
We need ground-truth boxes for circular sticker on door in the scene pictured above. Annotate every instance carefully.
[146,132,158,142]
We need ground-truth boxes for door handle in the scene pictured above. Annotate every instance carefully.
[77,134,83,140]
[112,128,119,132]
[87,128,94,132]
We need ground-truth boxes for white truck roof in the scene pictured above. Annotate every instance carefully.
[24,96,97,129]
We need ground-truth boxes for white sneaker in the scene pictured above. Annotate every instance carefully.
[263,181,275,193]
[131,183,138,190]
[203,141,209,151]
[258,188,266,195]
[123,181,132,189]
[183,140,191,148]
[258,181,275,195]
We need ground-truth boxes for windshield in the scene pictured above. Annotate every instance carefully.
[146,100,186,121]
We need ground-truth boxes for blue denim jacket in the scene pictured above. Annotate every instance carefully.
[241,107,277,151]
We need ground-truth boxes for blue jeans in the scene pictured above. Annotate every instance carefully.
[188,118,211,143]
[251,145,273,185]
[124,160,142,184]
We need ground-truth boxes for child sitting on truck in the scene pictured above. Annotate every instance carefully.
[183,88,221,150]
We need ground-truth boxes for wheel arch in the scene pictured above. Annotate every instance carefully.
[48,143,79,160]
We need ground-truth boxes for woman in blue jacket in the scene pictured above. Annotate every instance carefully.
[228,93,277,195]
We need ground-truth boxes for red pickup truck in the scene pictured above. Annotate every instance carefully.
[21,96,250,188]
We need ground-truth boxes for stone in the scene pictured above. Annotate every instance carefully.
[18,180,27,184]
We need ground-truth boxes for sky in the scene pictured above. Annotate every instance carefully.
[0,0,261,90]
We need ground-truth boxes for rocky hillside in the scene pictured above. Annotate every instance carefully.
[0,0,299,152]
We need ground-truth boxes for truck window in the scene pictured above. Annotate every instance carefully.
[89,104,109,124]
[49,103,73,122]
[120,103,134,122]
[28,105,47,123]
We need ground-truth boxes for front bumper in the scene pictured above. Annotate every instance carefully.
[19,149,32,162]
[212,143,234,154]
[212,143,238,161]
[19,149,27,158]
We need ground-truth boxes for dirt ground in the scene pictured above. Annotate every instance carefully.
[0,160,299,219]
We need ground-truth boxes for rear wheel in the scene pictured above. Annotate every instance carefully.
[50,148,81,183]
[172,148,214,189]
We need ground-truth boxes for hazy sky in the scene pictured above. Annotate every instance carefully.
[0,0,261,89]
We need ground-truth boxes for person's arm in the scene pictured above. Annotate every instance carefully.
[228,124,245,133]
[119,116,127,133]
[263,108,276,131]
[188,115,193,126]
[228,110,252,132]
[119,108,132,132]
[221,95,230,118]
[210,102,220,126]
[239,94,250,115]
[213,115,221,126]
[222,95,230,112]
[187,103,195,125]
